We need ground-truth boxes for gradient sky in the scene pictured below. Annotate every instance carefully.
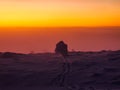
[0,0,120,53]
[0,0,120,27]
[0,27,120,53]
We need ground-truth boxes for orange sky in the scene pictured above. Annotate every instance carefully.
[0,27,120,53]
[0,0,120,53]
[0,0,120,27]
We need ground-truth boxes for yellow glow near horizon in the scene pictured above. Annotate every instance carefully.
[0,0,120,27]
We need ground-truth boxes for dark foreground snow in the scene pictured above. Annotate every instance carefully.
[0,50,120,90]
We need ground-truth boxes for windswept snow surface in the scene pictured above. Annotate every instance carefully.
[0,50,120,90]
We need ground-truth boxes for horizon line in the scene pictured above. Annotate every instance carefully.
[0,49,120,54]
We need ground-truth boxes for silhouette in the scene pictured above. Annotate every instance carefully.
[52,41,70,87]
[55,41,68,58]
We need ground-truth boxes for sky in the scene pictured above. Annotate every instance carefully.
[0,0,120,53]
[0,0,120,27]
[0,27,120,53]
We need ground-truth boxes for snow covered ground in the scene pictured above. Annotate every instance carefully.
[0,50,120,90]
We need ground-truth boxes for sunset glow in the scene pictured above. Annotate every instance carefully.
[0,0,120,27]
[0,0,120,53]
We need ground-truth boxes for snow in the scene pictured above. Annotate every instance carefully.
[0,50,120,90]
